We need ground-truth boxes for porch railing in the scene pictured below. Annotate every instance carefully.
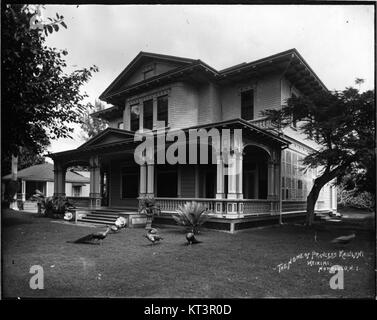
[249,117,273,129]
[155,197,280,216]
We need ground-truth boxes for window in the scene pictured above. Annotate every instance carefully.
[281,149,313,200]
[144,69,154,80]
[241,89,254,120]
[72,186,81,197]
[130,104,140,131]
[143,99,153,130]
[157,95,168,126]
[118,122,124,129]
[121,167,139,198]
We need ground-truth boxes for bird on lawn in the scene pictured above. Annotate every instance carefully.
[186,232,202,245]
[331,233,356,245]
[67,226,111,245]
[144,229,163,245]
[110,225,121,233]
[147,228,159,234]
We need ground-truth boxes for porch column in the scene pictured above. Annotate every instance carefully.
[139,164,147,196]
[215,154,224,216]
[89,155,101,208]
[235,151,244,216]
[216,154,224,199]
[146,164,155,196]
[267,160,275,200]
[236,152,243,199]
[21,179,26,202]
[53,162,66,197]
[226,153,240,217]
[227,154,237,199]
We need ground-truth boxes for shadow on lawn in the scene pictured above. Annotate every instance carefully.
[3,215,34,227]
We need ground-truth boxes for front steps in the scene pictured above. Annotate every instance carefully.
[22,201,38,212]
[76,208,147,228]
[77,211,120,226]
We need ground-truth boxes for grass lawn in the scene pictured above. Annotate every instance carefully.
[2,208,375,298]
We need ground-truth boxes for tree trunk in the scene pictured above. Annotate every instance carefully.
[306,170,337,226]
[9,154,19,210]
[306,185,321,226]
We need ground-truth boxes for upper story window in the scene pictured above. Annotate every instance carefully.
[118,122,124,129]
[241,89,254,120]
[143,64,155,80]
[157,95,168,126]
[143,99,153,130]
[130,104,140,131]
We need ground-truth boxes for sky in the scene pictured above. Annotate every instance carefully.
[42,4,375,156]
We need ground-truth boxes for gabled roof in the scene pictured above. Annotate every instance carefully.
[99,51,197,103]
[49,128,137,159]
[77,127,135,150]
[1,163,90,183]
[98,48,328,112]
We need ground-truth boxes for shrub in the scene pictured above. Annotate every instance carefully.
[172,201,210,234]
[338,188,375,211]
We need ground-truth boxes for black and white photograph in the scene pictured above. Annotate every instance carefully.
[1,2,375,306]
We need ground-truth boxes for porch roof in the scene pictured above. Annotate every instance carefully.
[1,163,90,183]
[49,119,289,161]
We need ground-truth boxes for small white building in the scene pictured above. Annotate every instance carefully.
[2,162,90,201]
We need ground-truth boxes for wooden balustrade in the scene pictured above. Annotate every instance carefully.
[249,117,273,129]
[154,197,279,216]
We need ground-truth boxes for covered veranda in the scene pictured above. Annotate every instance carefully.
[50,119,290,219]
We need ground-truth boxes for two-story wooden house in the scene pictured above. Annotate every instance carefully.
[50,49,337,231]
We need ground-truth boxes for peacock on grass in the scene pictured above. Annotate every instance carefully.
[172,201,210,235]
[67,226,111,245]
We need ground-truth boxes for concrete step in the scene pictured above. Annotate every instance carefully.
[90,209,126,214]
[77,218,116,226]
[86,213,120,219]
[82,215,118,222]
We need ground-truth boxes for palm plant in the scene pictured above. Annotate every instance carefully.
[172,201,210,234]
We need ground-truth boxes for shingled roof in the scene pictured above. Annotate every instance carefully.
[2,163,90,183]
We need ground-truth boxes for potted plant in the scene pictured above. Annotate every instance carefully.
[44,195,75,219]
[172,201,210,234]
[138,195,161,229]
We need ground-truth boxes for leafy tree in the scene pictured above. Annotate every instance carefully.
[80,99,109,141]
[263,83,375,226]
[2,146,47,175]
[1,4,98,163]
